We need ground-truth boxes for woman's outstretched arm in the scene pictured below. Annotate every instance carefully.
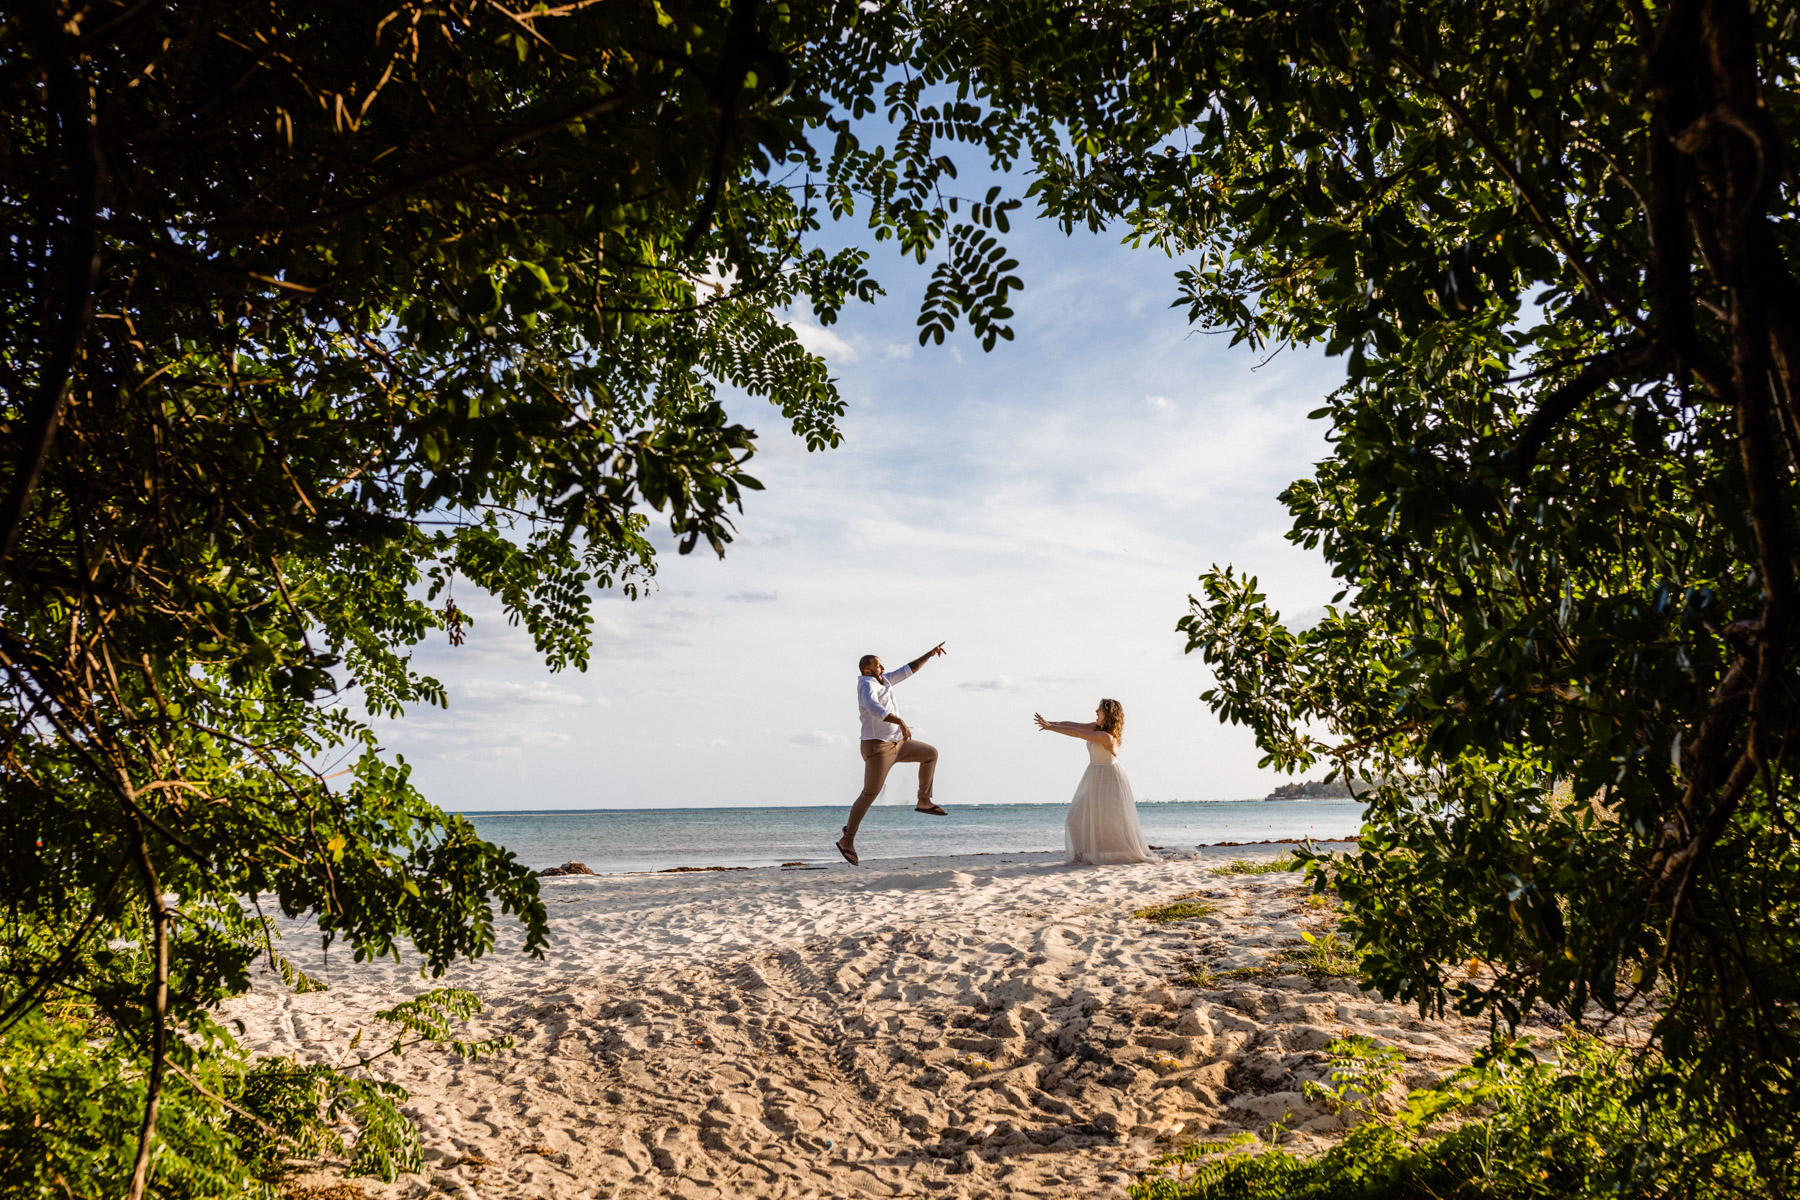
[1033,713,1114,745]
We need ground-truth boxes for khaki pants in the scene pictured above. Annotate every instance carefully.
[843,738,938,839]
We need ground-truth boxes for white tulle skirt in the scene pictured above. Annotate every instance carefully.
[1064,762,1155,865]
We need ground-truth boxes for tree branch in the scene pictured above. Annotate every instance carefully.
[680,0,766,253]
[208,92,634,237]
[1,9,108,568]
[126,808,171,1200]
[1385,46,1643,331]
[1506,341,1662,475]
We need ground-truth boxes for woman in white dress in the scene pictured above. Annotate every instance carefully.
[1034,699,1155,865]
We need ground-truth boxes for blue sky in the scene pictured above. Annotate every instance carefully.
[375,207,1349,811]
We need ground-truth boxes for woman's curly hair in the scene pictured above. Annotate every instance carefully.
[1097,698,1124,743]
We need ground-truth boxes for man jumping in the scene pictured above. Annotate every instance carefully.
[836,642,948,865]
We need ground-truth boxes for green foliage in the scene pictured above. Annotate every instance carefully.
[1285,930,1363,981]
[365,988,514,1064]
[0,987,491,1197]
[1135,894,1220,923]
[1132,1036,1761,1200]
[1300,1034,1408,1124]
[232,1059,419,1185]
[0,1010,273,1200]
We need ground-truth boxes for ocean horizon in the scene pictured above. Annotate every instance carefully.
[457,798,1365,874]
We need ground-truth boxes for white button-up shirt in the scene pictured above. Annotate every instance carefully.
[856,665,915,741]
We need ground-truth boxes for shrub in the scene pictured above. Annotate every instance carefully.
[1132,1035,1764,1200]
[0,989,506,1199]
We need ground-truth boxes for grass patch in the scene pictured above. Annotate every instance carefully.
[1210,853,1306,876]
[1173,966,1277,988]
[1135,893,1220,923]
[1282,930,1362,980]
[1170,930,1361,990]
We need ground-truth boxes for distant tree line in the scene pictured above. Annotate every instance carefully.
[1263,778,1365,802]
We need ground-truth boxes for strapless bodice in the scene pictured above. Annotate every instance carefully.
[1087,739,1119,765]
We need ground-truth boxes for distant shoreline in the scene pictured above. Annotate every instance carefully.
[453,797,1365,817]
[450,801,1367,874]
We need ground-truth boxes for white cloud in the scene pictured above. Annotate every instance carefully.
[581,596,713,659]
[447,745,523,762]
[376,679,592,767]
[959,675,1023,692]
[726,590,779,603]
[791,731,849,747]
[741,524,796,548]
[1284,606,1328,632]
[784,310,860,363]
[1146,394,1175,409]
[456,679,590,706]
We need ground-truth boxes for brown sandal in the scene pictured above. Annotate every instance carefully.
[835,835,860,866]
[914,803,948,816]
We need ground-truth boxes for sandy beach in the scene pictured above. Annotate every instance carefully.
[233,845,1498,1199]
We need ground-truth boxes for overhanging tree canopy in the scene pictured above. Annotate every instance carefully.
[17,0,1800,1191]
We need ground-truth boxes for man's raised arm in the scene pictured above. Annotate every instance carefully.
[905,642,948,673]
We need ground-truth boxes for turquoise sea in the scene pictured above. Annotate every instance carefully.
[458,799,1364,874]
